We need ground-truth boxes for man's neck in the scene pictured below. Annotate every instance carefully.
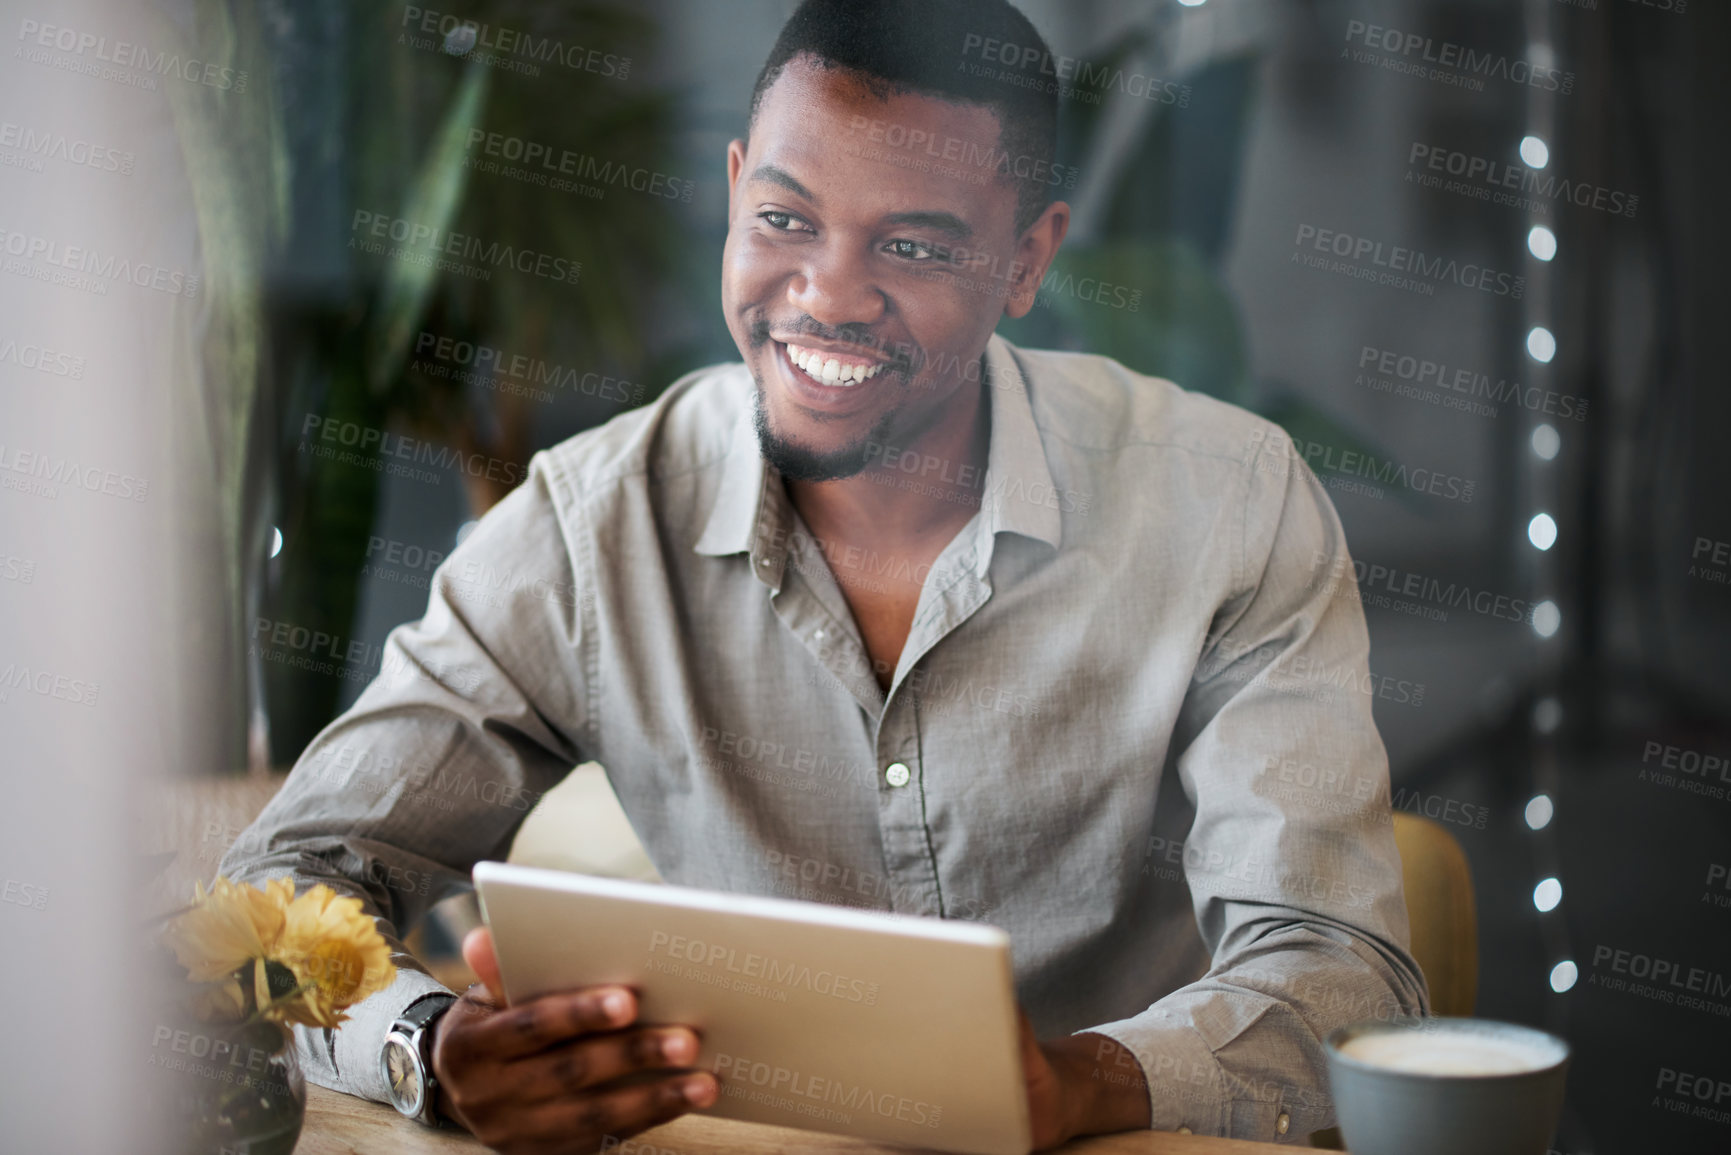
[785,373,991,548]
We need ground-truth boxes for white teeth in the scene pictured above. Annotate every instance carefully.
[785,342,885,388]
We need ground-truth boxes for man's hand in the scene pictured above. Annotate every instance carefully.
[428,927,720,1153]
[1017,1009,1152,1150]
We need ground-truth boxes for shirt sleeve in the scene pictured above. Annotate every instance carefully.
[218,452,592,1104]
[1082,425,1432,1144]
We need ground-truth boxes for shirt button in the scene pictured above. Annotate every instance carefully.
[884,762,911,787]
[1276,1112,1290,1135]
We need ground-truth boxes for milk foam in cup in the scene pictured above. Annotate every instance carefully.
[1336,1028,1557,1076]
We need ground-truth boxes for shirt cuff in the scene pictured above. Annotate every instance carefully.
[1084,1010,1312,1144]
[1084,1011,1228,1138]
[293,960,457,1104]
[1081,1014,1307,1144]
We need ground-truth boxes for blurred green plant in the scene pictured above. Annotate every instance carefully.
[154,0,290,775]
[245,2,685,764]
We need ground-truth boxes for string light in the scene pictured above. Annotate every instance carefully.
[1550,961,1578,993]
[1521,79,1571,1012]
[1527,326,1557,363]
[1527,226,1557,261]
[1531,424,1561,460]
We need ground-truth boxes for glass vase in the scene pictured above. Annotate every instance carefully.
[150,1017,307,1155]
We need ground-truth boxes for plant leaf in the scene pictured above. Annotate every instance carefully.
[366,59,491,393]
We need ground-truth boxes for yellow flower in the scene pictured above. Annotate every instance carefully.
[271,884,396,1029]
[163,875,395,1030]
[164,876,290,984]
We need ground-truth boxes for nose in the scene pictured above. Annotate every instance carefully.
[787,242,888,329]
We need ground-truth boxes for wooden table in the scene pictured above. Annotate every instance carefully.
[298,1085,1297,1154]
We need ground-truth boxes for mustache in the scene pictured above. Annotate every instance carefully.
[748,316,919,371]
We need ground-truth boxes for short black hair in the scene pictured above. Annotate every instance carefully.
[748,0,1059,234]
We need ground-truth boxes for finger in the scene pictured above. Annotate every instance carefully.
[506,1025,703,1103]
[433,982,511,1063]
[511,1072,720,1154]
[1010,1004,1038,1087]
[433,985,491,1044]
[469,985,639,1060]
[462,926,504,1003]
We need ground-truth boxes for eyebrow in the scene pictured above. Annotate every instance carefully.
[748,164,976,242]
[747,163,813,201]
[883,210,973,241]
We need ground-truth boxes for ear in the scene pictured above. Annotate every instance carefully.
[726,138,748,220]
[1003,201,1071,320]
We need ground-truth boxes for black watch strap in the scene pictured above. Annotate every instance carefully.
[401,992,458,1031]
[399,993,459,1128]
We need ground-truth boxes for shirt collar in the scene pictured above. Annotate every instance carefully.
[975,333,1062,562]
[693,333,1061,577]
[693,394,769,560]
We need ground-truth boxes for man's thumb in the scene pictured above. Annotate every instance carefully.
[461,925,506,1003]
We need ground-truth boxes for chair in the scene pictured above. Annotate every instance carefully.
[1391,810,1479,1018]
[436,778,1486,1020]
[505,763,661,882]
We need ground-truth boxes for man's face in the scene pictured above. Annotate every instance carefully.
[722,56,1053,481]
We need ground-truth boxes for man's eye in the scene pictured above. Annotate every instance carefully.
[886,239,941,261]
[757,211,810,232]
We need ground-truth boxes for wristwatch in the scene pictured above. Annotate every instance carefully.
[381,993,459,1126]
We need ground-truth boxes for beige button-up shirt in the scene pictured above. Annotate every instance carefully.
[225,333,1428,1143]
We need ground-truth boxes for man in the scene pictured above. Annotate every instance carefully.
[224,0,1428,1150]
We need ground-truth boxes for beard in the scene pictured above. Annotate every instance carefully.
[751,386,897,482]
[739,312,923,482]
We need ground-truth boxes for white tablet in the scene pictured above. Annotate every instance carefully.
[473,861,1032,1155]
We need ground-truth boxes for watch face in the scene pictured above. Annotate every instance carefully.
[382,1034,426,1117]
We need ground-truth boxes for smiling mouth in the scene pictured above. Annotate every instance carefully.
[781,341,890,388]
